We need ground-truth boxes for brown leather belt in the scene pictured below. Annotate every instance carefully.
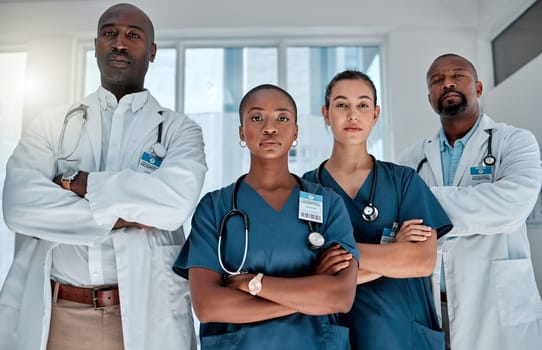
[51,280,120,308]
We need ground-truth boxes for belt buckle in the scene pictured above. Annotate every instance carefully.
[92,286,112,309]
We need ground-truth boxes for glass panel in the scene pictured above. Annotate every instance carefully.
[286,46,382,175]
[184,47,277,114]
[84,48,177,110]
[184,47,278,194]
[0,51,26,287]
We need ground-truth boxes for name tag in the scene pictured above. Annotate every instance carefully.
[380,222,399,244]
[470,165,492,182]
[299,191,323,224]
[138,151,163,173]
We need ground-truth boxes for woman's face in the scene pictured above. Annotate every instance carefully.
[323,79,380,146]
[239,88,298,161]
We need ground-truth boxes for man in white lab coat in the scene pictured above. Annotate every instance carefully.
[400,53,542,349]
[0,3,206,350]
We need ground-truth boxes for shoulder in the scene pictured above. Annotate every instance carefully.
[301,168,318,183]
[483,114,539,147]
[397,139,430,167]
[377,160,417,179]
[299,177,342,204]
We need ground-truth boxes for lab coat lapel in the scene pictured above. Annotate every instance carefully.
[453,115,495,185]
[82,93,103,171]
[423,133,444,186]
[124,96,165,165]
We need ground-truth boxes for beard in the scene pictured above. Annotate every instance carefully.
[438,91,468,116]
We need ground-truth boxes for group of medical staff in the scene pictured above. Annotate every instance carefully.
[0,2,541,350]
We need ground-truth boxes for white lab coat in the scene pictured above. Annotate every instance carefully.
[0,90,207,350]
[400,114,542,349]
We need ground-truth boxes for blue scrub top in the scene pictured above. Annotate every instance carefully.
[174,178,360,350]
[304,161,452,350]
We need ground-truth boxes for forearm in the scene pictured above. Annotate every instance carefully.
[357,235,436,278]
[250,262,357,315]
[357,268,381,284]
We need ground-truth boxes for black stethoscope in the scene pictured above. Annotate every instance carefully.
[218,174,325,276]
[316,154,379,222]
[57,105,167,160]
[416,128,495,173]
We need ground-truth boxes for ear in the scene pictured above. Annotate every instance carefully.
[149,43,157,63]
[294,124,299,140]
[475,80,483,98]
[239,125,245,141]
[427,93,432,105]
[94,38,97,58]
[373,105,381,124]
[321,105,330,126]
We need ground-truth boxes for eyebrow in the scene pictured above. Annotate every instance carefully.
[333,95,373,101]
[429,67,468,80]
[247,107,293,113]
[99,23,146,32]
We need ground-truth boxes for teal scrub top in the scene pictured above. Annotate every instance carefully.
[304,161,452,350]
[174,178,360,350]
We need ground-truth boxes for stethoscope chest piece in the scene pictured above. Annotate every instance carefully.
[151,142,167,159]
[483,154,496,166]
[362,204,379,222]
[307,231,325,250]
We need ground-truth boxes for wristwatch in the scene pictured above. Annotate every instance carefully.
[61,169,80,190]
[248,273,264,296]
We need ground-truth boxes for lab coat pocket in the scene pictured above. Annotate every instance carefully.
[493,258,542,326]
[413,321,445,350]
[153,245,192,320]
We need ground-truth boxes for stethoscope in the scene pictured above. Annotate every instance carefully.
[416,128,496,173]
[316,154,379,222]
[217,174,325,276]
[57,104,167,161]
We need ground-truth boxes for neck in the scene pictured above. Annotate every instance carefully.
[103,83,144,102]
[326,142,372,172]
[440,109,480,146]
[245,158,295,190]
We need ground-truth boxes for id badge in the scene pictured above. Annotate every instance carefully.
[470,165,492,182]
[138,151,163,173]
[299,191,323,223]
[380,222,399,244]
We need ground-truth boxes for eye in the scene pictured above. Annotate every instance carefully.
[358,102,370,109]
[102,30,115,37]
[250,115,263,122]
[453,74,464,79]
[128,31,141,39]
[278,115,290,122]
[335,102,348,109]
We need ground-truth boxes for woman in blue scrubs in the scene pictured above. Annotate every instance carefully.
[174,84,359,349]
[303,71,453,350]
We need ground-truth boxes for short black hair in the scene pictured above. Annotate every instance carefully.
[238,84,297,125]
[428,53,479,80]
[324,70,377,108]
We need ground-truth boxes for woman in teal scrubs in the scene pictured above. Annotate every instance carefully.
[174,84,359,349]
[303,71,452,350]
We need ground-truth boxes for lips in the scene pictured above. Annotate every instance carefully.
[108,54,131,67]
[344,125,361,132]
[439,91,461,104]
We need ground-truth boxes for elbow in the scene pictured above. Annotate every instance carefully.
[417,252,437,277]
[191,299,216,324]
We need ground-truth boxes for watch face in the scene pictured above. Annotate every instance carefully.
[62,169,79,181]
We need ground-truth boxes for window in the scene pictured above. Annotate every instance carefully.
[0,51,26,287]
[492,0,542,85]
[82,41,384,196]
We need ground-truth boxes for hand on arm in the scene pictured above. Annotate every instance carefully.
[393,219,432,242]
[53,171,152,230]
[189,267,297,324]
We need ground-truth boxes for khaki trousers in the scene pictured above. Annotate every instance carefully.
[47,298,124,350]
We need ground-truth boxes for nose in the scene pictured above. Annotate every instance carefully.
[112,35,128,52]
[347,108,359,121]
[262,119,278,135]
[442,77,456,90]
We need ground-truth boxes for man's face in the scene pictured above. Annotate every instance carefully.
[426,56,482,117]
[94,5,156,93]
